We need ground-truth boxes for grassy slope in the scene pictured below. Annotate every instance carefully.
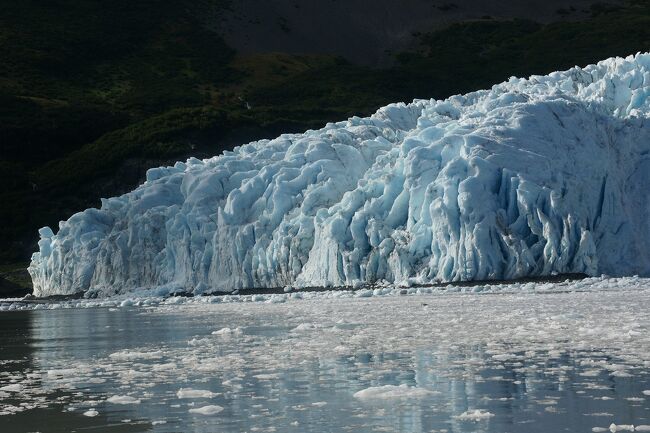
[0,0,649,270]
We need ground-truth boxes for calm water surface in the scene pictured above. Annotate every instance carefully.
[1,289,650,432]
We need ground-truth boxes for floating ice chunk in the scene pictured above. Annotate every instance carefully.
[152,362,177,371]
[106,395,141,405]
[635,426,650,432]
[187,337,210,346]
[211,327,243,337]
[188,405,224,415]
[353,384,436,400]
[253,373,280,380]
[609,424,635,432]
[453,409,495,421]
[176,388,217,399]
[0,384,23,392]
[492,353,519,362]
[83,409,99,417]
[108,350,163,361]
[47,368,78,377]
[292,323,319,332]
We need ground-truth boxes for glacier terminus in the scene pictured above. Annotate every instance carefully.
[29,53,650,297]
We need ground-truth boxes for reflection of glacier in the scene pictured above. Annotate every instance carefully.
[20,308,524,432]
[30,53,650,297]
[21,296,650,433]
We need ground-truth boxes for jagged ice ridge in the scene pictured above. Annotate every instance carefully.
[29,53,650,297]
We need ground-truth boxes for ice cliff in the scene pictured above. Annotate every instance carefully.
[29,53,650,297]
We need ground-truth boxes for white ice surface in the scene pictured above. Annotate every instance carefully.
[106,395,141,405]
[608,424,635,432]
[0,384,23,393]
[28,53,650,297]
[176,388,217,399]
[453,409,495,421]
[353,384,436,400]
[1,275,649,312]
[188,405,224,415]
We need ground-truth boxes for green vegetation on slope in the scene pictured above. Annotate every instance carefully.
[0,0,649,270]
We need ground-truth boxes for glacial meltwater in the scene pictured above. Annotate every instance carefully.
[1,278,650,432]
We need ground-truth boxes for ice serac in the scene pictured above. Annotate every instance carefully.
[29,53,650,297]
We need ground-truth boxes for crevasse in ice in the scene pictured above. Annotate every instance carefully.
[29,53,650,297]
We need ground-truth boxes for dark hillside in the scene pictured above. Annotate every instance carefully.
[216,0,624,65]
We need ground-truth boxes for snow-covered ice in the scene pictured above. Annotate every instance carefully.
[28,53,650,297]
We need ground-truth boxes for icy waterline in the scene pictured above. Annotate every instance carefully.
[2,277,650,432]
[0,275,647,311]
[30,52,650,297]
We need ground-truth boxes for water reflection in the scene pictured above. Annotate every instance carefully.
[0,296,649,433]
[0,310,151,432]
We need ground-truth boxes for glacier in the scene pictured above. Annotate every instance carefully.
[29,53,650,297]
